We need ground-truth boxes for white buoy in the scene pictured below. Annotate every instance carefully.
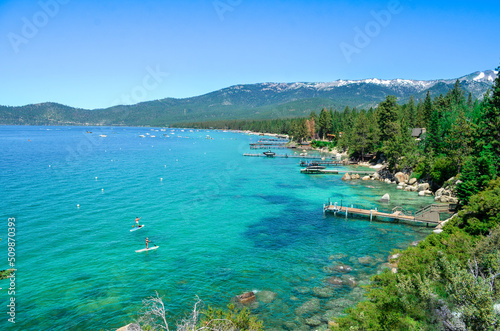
[160,178,163,181]
[77,204,80,208]
[164,165,166,168]
[101,188,104,191]
[95,177,98,180]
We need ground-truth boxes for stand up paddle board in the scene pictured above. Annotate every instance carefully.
[130,225,145,232]
[135,246,159,253]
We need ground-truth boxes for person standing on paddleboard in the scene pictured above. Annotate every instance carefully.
[145,237,151,249]
[134,216,141,228]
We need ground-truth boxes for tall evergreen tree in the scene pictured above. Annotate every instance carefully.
[376,95,399,143]
[318,108,331,139]
[423,91,433,127]
[406,95,417,129]
[350,112,371,160]
[467,92,473,110]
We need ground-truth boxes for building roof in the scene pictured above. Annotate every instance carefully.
[411,128,426,138]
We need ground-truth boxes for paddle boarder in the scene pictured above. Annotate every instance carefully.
[134,216,141,228]
[145,237,151,249]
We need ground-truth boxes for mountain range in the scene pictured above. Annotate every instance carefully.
[0,70,497,126]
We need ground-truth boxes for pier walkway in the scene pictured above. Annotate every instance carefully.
[301,168,375,175]
[323,203,451,226]
[243,153,324,159]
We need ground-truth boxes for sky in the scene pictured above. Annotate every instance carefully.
[1,0,500,109]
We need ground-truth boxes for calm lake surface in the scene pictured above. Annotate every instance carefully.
[0,126,434,330]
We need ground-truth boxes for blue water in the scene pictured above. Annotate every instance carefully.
[0,126,434,330]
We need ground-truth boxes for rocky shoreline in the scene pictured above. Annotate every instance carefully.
[341,163,459,205]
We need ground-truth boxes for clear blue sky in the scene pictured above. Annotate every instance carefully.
[1,0,499,109]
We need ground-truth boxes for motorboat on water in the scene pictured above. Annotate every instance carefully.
[263,150,276,157]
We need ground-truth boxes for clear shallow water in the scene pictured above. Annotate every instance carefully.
[0,126,434,330]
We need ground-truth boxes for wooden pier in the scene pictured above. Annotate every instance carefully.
[323,203,445,226]
[243,153,324,159]
[301,168,375,175]
[299,160,348,167]
[250,145,291,149]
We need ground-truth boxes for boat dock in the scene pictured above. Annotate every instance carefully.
[299,160,350,167]
[250,145,291,149]
[301,168,376,175]
[243,153,324,159]
[323,203,453,226]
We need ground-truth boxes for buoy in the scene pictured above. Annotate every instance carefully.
[49,165,51,167]
[77,204,80,208]
[101,188,104,191]
[95,177,98,180]
[160,178,163,181]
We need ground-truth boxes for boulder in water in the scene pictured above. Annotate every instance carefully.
[235,291,256,305]
[380,193,390,203]
[341,173,351,181]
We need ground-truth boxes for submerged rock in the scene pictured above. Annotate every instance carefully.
[305,314,323,326]
[294,286,311,294]
[358,256,374,265]
[325,277,343,286]
[256,290,277,303]
[312,286,335,298]
[342,275,357,287]
[333,264,353,273]
[295,298,320,316]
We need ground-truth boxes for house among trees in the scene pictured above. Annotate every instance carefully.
[411,128,426,140]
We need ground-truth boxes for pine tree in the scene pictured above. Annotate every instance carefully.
[423,91,433,127]
[445,109,475,172]
[318,108,331,139]
[467,92,473,110]
[376,95,399,143]
[406,95,416,129]
[350,111,370,160]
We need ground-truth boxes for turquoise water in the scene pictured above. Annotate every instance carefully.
[0,126,434,330]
